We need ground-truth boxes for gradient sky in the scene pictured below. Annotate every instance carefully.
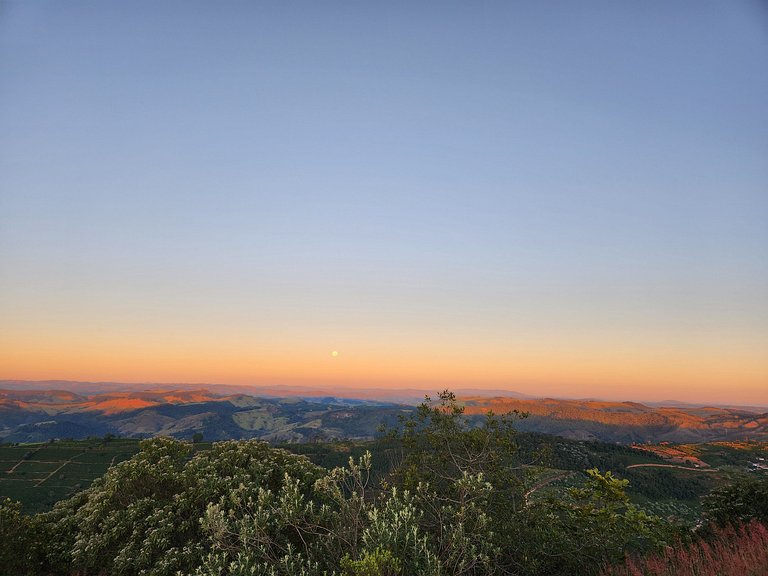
[1,1,767,404]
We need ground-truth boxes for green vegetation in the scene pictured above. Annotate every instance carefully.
[0,393,766,575]
[0,498,36,575]
[0,438,140,513]
[695,441,768,468]
[603,520,768,576]
[702,474,768,527]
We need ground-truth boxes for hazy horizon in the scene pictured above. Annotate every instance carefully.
[2,2,767,405]
[4,378,768,409]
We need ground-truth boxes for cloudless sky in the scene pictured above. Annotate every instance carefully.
[1,1,767,403]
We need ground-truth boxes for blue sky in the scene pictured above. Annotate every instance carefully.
[1,1,767,402]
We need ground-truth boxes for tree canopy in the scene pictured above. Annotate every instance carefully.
[0,392,761,576]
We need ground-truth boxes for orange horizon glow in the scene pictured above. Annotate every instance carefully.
[3,329,766,405]
[2,4,768,418]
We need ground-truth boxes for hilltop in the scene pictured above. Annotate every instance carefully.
[0,386,406,444]
[463,396,768,443]
[1,380,767,444]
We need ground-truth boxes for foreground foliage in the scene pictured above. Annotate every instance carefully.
[509,469,669,576]
[0,498,36,574]
[0,392,763,576]
[701,474,768,528]
[602,520,768,576]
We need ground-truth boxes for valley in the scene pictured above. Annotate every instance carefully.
[2,381,766,445]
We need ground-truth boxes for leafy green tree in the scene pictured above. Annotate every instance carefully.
[1,392,681,576]
[30,489,91,575]
[389,390,526,510]
[37,437,327,576]
[702,475,768,528]
[194,463,336,575]
[508,469,673,576]
[195,447,498,576]
[194,451,430,576]
[0,498,35,575]
[373,390,528,574]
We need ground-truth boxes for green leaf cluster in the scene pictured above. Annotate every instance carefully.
[0,391,702,576]
[702,474,768,528]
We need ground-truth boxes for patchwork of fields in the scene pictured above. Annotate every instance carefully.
[2,436,766,522]
[0,439,141,513]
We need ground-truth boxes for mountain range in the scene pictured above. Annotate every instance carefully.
[1,380,766,444]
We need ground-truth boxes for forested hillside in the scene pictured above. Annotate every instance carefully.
[1,392,767,576]
[3,384,767,445]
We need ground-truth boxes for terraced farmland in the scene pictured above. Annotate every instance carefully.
[0,439,141,513]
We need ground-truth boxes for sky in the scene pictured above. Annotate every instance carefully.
[1,1,767,404]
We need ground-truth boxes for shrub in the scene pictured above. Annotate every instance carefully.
[507,469,674,576]
[0,498,34,574]
[702,475,768,527]
[45,437,325,576]
[602,520,768,576]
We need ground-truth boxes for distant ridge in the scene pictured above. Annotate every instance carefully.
[0,380,534,404]
[1,380,766,444]
[1,380,766,411]
[460,396,768,443]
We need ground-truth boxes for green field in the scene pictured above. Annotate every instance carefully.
[0,438,384,514]
[0,439,142,513]
[3,435,765,519]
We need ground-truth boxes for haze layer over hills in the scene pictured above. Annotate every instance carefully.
[1,380,766,445]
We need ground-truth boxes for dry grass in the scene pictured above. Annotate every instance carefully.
[602,520,768,576]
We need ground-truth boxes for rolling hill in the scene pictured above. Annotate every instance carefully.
[1,381,766,444]
[462,397,768,443]
[0,387,407,443]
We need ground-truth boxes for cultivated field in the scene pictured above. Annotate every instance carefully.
[0,438,141,513]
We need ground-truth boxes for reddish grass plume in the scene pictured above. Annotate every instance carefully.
[602,520,768,576]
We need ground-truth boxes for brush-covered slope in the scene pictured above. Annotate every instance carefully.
[461,397,768,443]
[0,388,405,443]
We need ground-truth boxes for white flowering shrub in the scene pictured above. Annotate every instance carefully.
[3,392,677,576]
[46,438,326,576]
